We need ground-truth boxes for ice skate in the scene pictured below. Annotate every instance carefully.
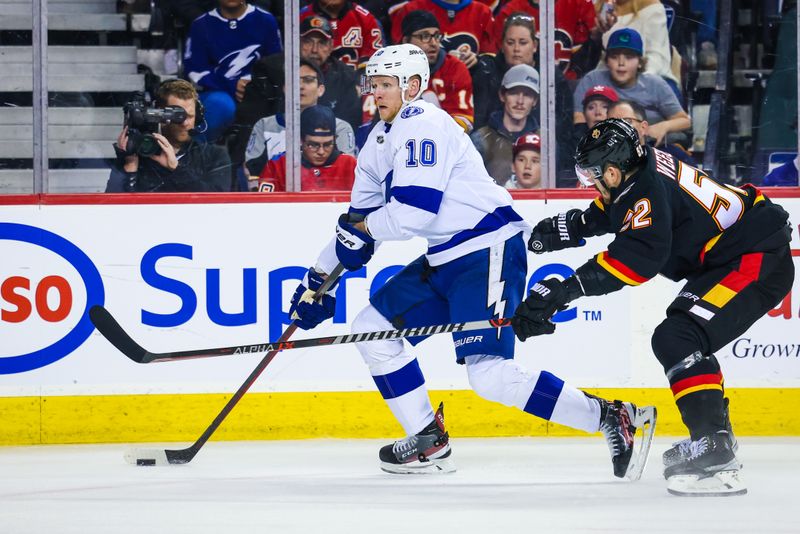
[663,397,739,472]
[665,431,746,497]
[379,402,455,474]
[597,398,657,481]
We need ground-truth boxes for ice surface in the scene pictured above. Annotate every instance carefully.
[0,437,797,533]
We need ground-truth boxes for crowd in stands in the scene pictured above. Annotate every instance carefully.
[109,0,766,193]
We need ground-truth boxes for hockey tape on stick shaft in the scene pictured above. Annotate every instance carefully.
[107,264,346,466]
[90,306,513,364]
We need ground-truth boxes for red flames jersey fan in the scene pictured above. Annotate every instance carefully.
[491,0,595,79]
[258,153,357,192]
[428,53,474,131]
[389,0,494,57]
[300,2,384,70]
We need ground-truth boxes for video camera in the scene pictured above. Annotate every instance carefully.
[123,92,187,156]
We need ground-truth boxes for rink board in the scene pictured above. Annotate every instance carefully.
[1,190,799,444]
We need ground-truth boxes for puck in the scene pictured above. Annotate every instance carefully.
[136,458,156,466]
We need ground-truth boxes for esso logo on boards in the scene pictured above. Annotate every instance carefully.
[0,223,104,374]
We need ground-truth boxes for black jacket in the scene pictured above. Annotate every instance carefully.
[319,56,362,132]
[106,139,232,192]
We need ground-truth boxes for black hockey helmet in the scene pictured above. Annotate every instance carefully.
[574,118,646,189]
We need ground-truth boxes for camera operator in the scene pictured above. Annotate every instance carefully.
[106,80,231,192]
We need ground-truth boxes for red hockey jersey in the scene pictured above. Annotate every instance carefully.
[491,0,595,79]
[427,52,474,131]
[389,0,495,56]
[300,2,384,70]
[258,153,357,192]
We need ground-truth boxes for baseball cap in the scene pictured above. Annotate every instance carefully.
[582,84,619,106]
[402,10,440,36]
[501,64,540,93]
[512,132,541,157]
[301,15,333,40]
[301,105,336,137]
[606,28,644,56]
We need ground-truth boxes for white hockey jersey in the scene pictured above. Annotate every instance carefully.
[317,99,529,272]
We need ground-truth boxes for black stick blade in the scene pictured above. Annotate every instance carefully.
[90,305,149,364]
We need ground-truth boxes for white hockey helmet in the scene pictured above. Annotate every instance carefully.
[363,44,430,101]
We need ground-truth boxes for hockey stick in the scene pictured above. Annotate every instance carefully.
[116,264,346,466]
[90,305,512,365]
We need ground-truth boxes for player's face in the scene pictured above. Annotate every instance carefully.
[584,98,610,128]
[300,34,333,66]
[501,87,537,121]
[606,50,641,87]
[407,27,442,65]
[161,95,196,144]
[299,65,324,109]
[595,166,623,203]
[502,25,537,67]
[608,103,648,143]
[512,149,542,189]
[302,134,336,166]
[371,75,404,122]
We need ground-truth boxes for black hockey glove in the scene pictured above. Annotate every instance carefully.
[511,277,584,341]
[528,209,586,254]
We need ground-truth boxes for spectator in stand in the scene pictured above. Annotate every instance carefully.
[258,105,357,192]
[490,0,598,79]
[505,132,542,190]
[226,51,284,184]
[389,0,494,70]
[358,0,407,40]
[762,156,800,187]
[470,64,540,186]
[573,83,619,143]
[473,13,574,174]
[300,1,384,70]
[300,1,384,131]
[573,28,690,146]
[184,0,282,142]
[300,15,362,132]
[245,60,356,189]
[401,10,475,132]
[592,0,680,99]
[608,98,697,166]
[583,84,618,128]
[107,80,231,192]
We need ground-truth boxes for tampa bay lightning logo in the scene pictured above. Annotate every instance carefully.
[400,106,424,119]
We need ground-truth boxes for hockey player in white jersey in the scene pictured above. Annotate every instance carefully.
[288,44,656,477]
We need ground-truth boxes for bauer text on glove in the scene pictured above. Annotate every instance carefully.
[528,209,587,254]
[511,276,584,341]
[335,213,376,271]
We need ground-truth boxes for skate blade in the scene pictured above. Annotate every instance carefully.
[380,456,456,475]
[667,470,747,497]
[624,405,657,482]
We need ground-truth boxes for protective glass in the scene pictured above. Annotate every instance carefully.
[575,164,603,187]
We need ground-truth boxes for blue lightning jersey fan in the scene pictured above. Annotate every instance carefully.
[184,6,282,97]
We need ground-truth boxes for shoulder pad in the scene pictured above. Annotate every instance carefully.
[400,106,425,119]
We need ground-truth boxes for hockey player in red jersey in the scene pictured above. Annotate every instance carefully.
[401,10,475,132]
[258,105,356,192]
[512,119,795,496]
[389,0,495,69]
[300,1,384,70]
[490,0,596,79]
